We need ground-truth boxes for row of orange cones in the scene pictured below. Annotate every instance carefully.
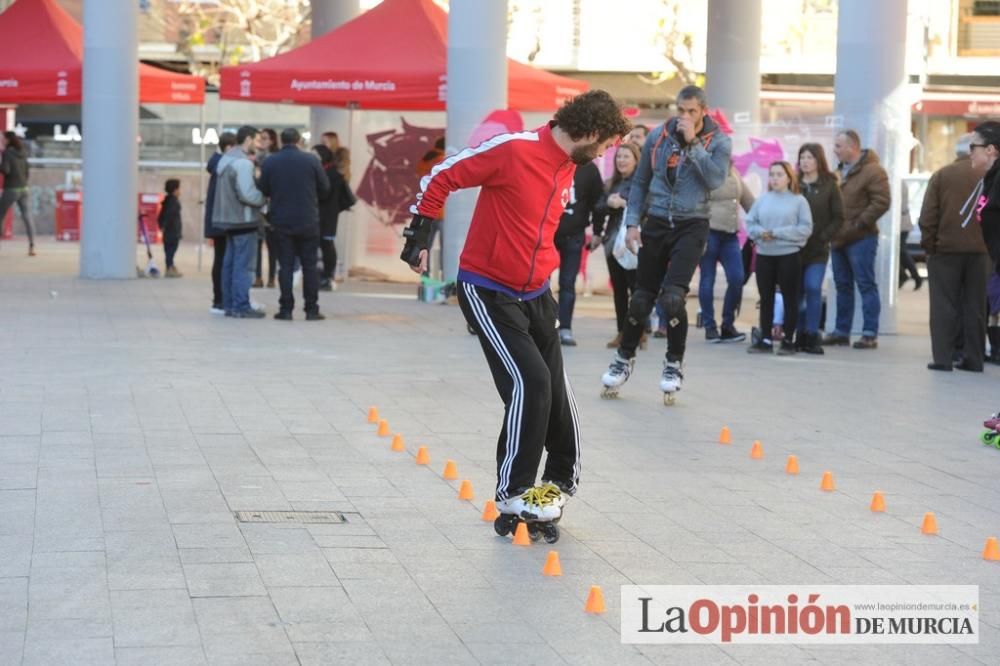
[719,426,1000,561]
[367,405,609,613]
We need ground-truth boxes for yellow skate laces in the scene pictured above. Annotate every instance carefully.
[538,483,564,504]
[521,486,557,507]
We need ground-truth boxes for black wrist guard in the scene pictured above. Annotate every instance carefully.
[400,213,433,267]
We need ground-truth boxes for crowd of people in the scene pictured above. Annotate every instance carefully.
[199,125,355,320]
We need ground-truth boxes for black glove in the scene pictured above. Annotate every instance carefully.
[400,213,433,268]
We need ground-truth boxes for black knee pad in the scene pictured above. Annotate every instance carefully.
[626,289,656,325]
[658,286,687,325]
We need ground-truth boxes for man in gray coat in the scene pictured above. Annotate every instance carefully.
[213,125,267,318]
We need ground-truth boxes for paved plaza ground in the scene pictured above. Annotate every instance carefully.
[1,240,998,665]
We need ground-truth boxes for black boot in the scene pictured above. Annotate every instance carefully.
[803,331,825,355]
[989,327,1000,365]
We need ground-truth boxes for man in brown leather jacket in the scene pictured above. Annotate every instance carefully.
[919,136,989,372]
[824,130,891,349]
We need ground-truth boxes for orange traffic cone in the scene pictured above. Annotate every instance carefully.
[377,420,390,436]
[750,440,763,459]
[719,426,732,444]
[458,480,474,500]
[442,460,458,480]
[512,522,531,546]
[785,455,799,475]
[391,434,405,452]
[870,491,886,513]
[415,446,430,465]
[983,537,1000,561]
[584,586,606,613]
[367,406,379,423]
[921,512,939,535]
[481,500,499,521]
[542,551,562,576]
[820,471,835,491]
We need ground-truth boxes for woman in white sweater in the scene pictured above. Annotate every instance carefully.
[745,161,813,355]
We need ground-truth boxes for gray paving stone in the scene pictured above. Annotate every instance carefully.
[114,646,209,666]
[110,590,201,647]
[183,562,267,597]
[22,637,115,666]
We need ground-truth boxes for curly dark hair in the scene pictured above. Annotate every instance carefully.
[553,90,632,142]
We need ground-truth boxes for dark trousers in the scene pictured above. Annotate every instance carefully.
[900,231,920,285]
[756,252,801,341]
[320,237,337,281]
[163,238,179,269]
[274,230,320,314]
[620,218,709,361]
[211,235,227,307]
[606,251,637,333]
[256,229,277,282]
[457,282,581,501]
[555,233,585,331]
[928,253,990,368]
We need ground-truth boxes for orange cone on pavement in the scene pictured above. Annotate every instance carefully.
[750,440,763,459]
[820,471,835,491]
[442,460,458,480]
[542,551,562,576]
[870,491,886,512]
[584,586,606,613]
[391,434,405,451]
[481,500,499,521]
[458,480,474,500]
[719,427,732,444]
[785,455,799,475]
[921,512,939,535]
[983,537,1000,561]
[512,522,531,546]
[377,420,390,436]
[367,406,379,423]
[415,446,430,465]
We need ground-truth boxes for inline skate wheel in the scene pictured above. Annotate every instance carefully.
[663,392,677,406]
[541,522,560,544]
[493,514,516,537]
[601,387,619,399]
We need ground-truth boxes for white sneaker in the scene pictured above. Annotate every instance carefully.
[250,301,265,313]
[496,487,561,522]
[210,306,225,316]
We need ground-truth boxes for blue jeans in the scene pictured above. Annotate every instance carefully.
[556,234,584,330]
[830,235,880,337]
[698,230,745,330]
[222,232,257,314]
[798,262,826,333]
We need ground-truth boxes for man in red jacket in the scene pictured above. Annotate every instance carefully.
[401,91,631,535]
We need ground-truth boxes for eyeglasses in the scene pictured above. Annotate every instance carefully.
[969,143,988,151]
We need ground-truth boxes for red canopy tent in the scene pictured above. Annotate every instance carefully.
[0,0,204,104]
[219,0,587,111]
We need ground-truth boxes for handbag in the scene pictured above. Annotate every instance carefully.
[612,209,639,270]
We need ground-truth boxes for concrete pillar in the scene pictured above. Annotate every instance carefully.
[442,0,508,282]
[705,0,762,126]
[832,0,910,335]
[309,0,360,281]
[79,0,138,279]
[308,0,359,144]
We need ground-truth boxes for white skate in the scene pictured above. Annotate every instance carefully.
[660,359,683,405]
[601,353,635,399]
[493,486,562,544]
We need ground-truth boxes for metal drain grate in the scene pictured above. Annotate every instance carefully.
[234,511,346,524]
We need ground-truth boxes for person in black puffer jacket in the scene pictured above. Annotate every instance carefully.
[312,144,356,290]
[0,132,35,256]
[593,142,641,348]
